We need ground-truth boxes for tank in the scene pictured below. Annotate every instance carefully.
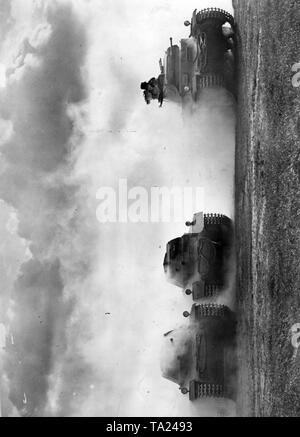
[161,303,236,400]
[141,7,235,106]
[163,212,233,300]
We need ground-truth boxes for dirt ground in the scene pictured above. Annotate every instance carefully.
[233,0,300,416]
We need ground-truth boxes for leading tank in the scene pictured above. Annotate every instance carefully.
[141,7,236,106]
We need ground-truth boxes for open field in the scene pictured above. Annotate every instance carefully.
[234,0,300,416]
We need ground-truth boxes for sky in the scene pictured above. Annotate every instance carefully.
[0,0,235,417]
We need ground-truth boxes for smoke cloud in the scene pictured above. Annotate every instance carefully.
[0,0,235,417]
[0,0,99,416]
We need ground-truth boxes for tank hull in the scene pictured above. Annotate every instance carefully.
[163,214,233,298]
[187,304,236,400]
[161,304,237,401]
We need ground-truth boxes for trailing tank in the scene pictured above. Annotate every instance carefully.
[161,303,236,400]
[163,212,233,300]
[141,7,235,106]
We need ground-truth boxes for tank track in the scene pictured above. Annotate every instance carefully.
[194,303,228,318]
[204,283,221,297]
[196,8,234,27]
[204,213,228,226]
[197,74,225,90]
[191,381,225,398]
[185,283,221,298]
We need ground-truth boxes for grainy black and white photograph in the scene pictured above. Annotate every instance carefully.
[0,0,299,420]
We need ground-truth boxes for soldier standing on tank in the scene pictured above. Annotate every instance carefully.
[140,75,165,107]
